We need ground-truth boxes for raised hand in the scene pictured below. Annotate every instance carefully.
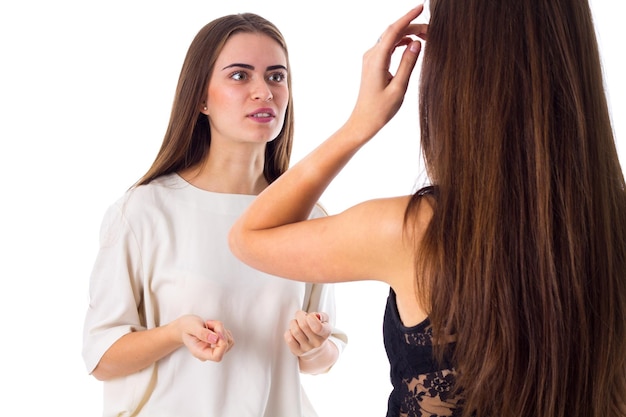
[347,5,428,140]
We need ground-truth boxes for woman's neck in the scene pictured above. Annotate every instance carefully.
[179,144,269,195]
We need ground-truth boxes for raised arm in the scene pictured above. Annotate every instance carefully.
[229,6,427,284]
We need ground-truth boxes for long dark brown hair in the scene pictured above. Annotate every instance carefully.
[408,0,626,415]
[135,13,294,187]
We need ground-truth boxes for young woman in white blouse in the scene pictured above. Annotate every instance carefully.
[82,13,346,417]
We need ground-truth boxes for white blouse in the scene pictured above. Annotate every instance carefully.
[82,173,347,417]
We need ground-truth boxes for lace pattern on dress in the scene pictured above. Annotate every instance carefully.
[404,325,434,346]
[399,369,463,417]
[385,286,464,417]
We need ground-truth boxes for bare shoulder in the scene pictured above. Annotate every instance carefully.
[342,196,412,242]
[348,195,413,220]
[351,194,433,240]
[355,195,433,325]
[340,195,433,283]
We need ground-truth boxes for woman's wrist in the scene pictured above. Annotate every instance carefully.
[298,339,339,374]
[298,342,326,361]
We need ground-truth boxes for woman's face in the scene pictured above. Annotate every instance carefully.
[203,32,289,147]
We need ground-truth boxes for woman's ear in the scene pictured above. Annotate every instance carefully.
[200,99,209,115]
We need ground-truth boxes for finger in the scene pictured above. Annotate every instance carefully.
[284,329,304,355]
[378,5,424,48]
[209,330,235,361]
[223,329,235,351]
[392,40,421,91]
[208,342,229,362]
[403,23,428,41]
[205,319,229,340]
[294,310,312,331]
[286,327,314,357]
[289,318,310,345]
[315,312,329,323]
[204,319,224,332]
[301,315,331,347]
[201,329,220,344]
[298,311,327,335]
[185,320,218,345]
[188,339,225,362]
[305,312,331,336]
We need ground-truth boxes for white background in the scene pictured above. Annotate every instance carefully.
[0,1,623,416]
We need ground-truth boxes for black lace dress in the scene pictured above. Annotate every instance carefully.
[383,288,464,417]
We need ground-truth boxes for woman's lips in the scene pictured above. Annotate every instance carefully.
[248,108,276,122]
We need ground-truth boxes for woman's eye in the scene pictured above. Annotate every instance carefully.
[231,71,248,81]
[268,72,286,83]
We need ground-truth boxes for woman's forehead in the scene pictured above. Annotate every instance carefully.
[217,32,287,67]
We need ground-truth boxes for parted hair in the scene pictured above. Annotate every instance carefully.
[136,13,294,187]
[408,0,626,416]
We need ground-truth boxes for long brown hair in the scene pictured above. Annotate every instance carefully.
[408,0,626,415]
[135,13,294,187]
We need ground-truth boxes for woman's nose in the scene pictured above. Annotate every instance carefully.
[251,80,273,102]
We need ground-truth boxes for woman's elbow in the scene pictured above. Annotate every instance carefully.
[90,363,113,381]
[228,224,246,260]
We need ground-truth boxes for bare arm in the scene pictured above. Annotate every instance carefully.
[92,315,233,381]
[229,6,427,285]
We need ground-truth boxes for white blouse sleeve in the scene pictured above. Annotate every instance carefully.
[82,198,146,374]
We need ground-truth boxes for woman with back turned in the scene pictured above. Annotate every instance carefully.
[230,2,626,416]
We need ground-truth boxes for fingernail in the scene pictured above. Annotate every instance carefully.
[409,41,421,53]
[207,333,218,344]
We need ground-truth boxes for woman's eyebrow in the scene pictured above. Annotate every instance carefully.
[267,65,287,71]
[222,63,287,71]
[222,63,254,70]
